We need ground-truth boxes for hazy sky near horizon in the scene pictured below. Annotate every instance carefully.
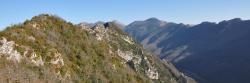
[0,0,250,29]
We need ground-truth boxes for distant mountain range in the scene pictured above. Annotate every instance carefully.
[125,18,250,83]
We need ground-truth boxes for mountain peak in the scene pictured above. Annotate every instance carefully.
[219,18,243,25]
[199,21,216,25]
[146,17,161,22]
[228,18,242,22]
[92,23,106,30]
[31,14,64,22]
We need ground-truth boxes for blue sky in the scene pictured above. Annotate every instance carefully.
[0,0,250,29]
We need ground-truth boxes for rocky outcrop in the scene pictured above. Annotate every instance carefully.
[143,56,159,79]
[146,66,159,79]
[0,37,22,62]
[117,48,159,80]
[28,52,44,66]
[50,52,64,66]
[117,49,133,62]
[0,37,65,67]
[122,36,134,44]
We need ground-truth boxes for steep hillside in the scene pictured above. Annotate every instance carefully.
[125,18,250,83]
[125,18,189,56]
[0,14,195,83]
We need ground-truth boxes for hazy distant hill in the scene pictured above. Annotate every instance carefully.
[125,18,250,83]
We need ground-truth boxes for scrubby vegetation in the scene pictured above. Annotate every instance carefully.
[0,14,194,83]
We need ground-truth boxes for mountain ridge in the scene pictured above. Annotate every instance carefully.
[0,14,195,83]
[125,17,250,83]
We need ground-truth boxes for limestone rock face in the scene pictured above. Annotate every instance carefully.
[0,37,22,62]
[50,52,64,66]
